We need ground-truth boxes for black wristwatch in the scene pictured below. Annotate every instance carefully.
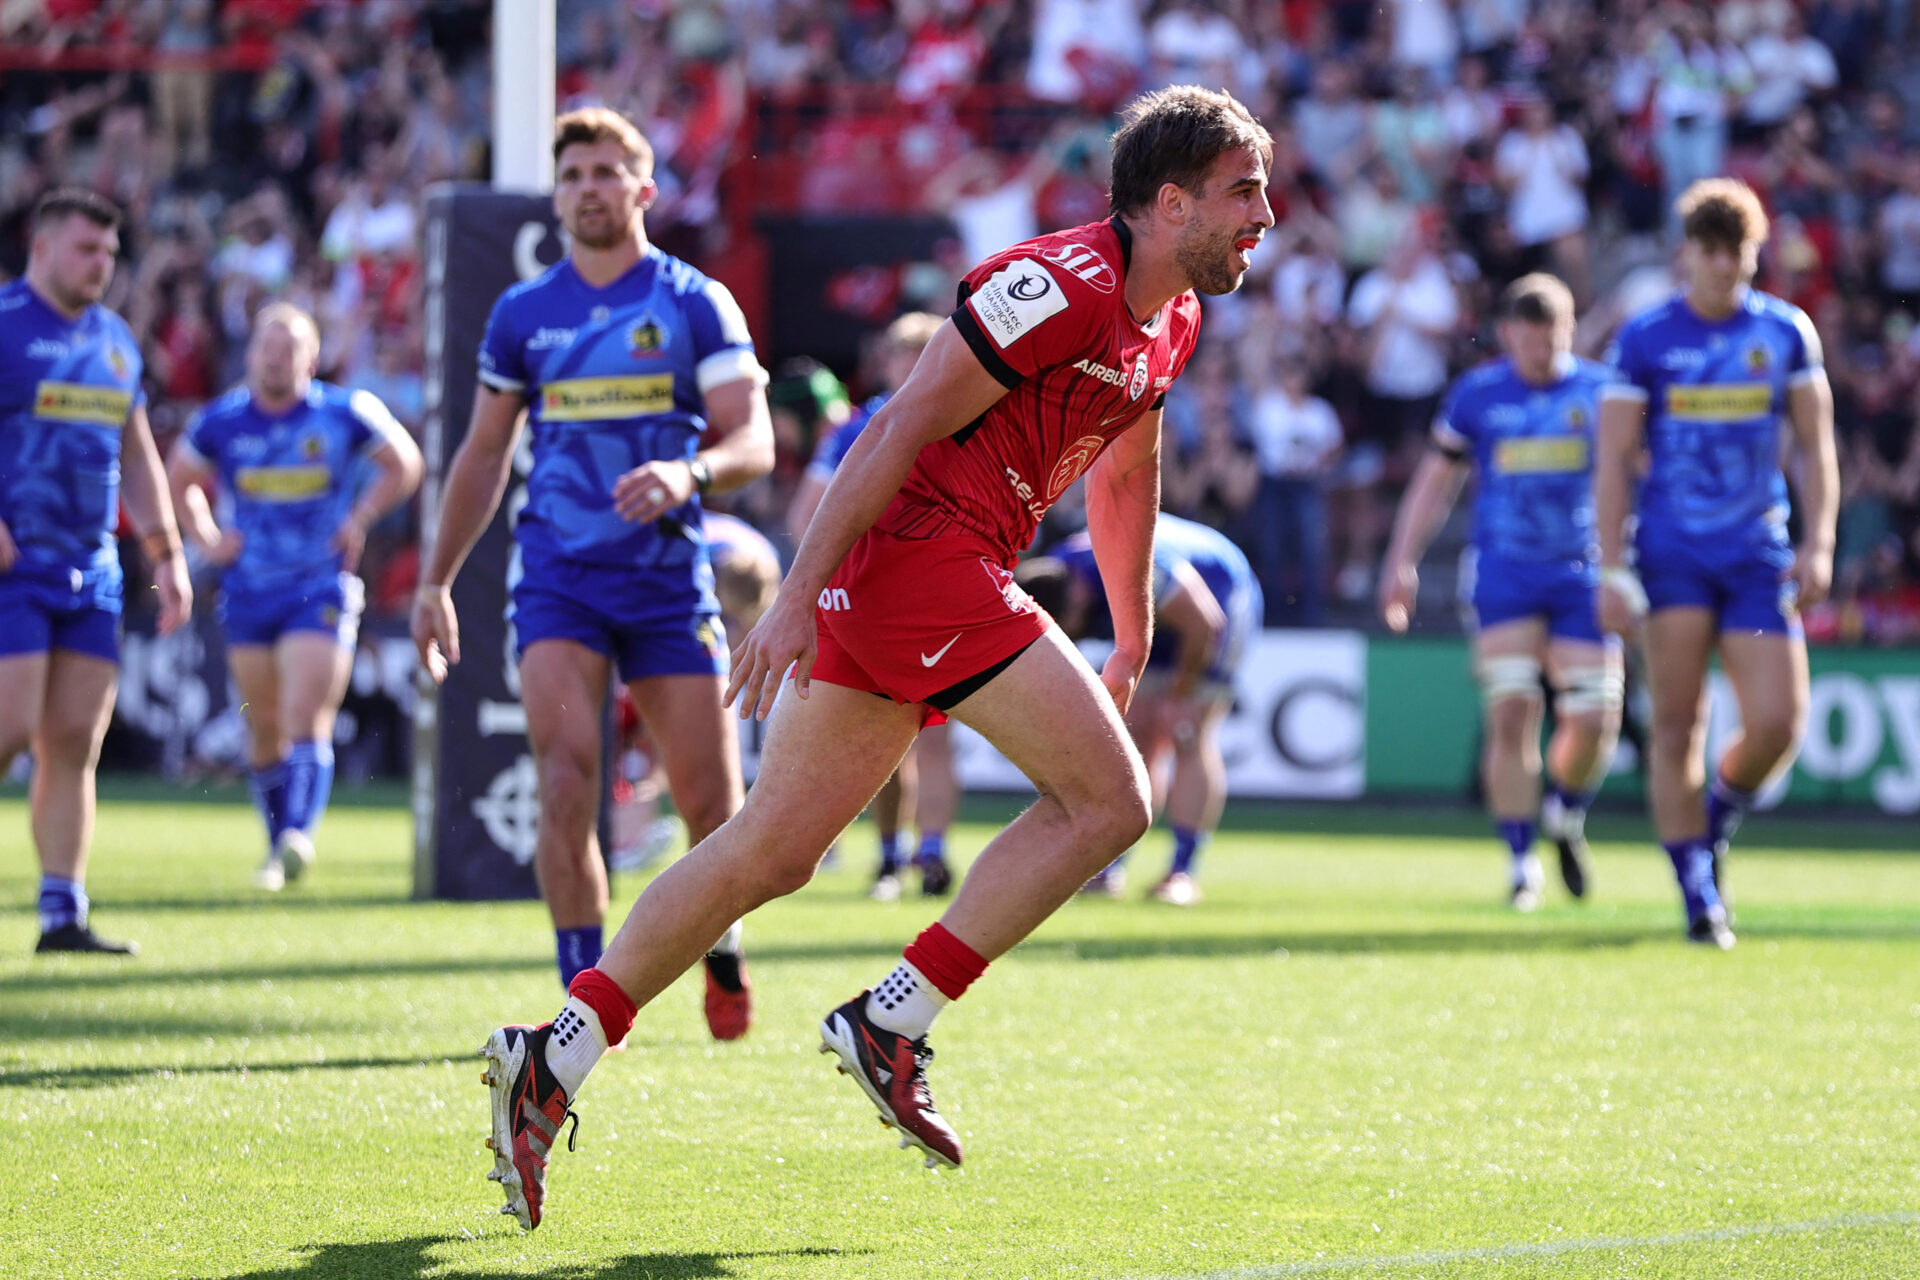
[688,456,712,495]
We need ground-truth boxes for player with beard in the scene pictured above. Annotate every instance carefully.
[412,109,775,1031]
[463,85,1272,1231]
[169,303,422,890]
[0,188,191,955]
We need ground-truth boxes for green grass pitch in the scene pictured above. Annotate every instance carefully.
[2,787,1916,1279]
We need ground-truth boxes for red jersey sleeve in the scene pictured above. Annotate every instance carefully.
[950,247,1106,388]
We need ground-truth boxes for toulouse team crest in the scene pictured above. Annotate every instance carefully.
[1128,352,1150,400]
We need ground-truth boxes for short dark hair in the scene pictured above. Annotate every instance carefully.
[1108,85,1273,218]
[32,187,121,234]
[552,107,653,172]
[1501,273,1575,329]
[1677,178,1769,251]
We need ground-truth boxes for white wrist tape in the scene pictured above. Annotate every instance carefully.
[1601,566,1648,617]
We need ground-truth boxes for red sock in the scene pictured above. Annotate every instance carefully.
[902,922,988,1001]
[567,967,639,1046]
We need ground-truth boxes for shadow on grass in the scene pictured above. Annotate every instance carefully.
[0,1052,464,1091]
[0,953,553,993]
[209,1235,860,1280]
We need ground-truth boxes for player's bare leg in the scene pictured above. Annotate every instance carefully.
[932,628,1149,954]
[868,750,915,900]
[909,720,957,896]
[1541,636,1624,899]
[270,631,351,882]
[24,651,130,953]
[1153,694,1230,906]
[483,682,920,1223]
[521,640,614,976]
[0,652,51,802]
[820,627,1150,1169]
[1476,619,1549,908]
[1708,629,1809,901]
[1641,607,1732,945]
[231,646,288,888]
[627,671,752,1039]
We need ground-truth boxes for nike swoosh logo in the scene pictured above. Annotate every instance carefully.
[921,634,962,667]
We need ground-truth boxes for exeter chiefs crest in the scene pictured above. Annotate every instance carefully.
[1745,342,1772,373]
[299,432,326,459]
[628,314,669,357]
[1565,405,1589,431]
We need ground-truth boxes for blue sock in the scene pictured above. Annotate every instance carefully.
[248,762,290,848]
[1662,837,1721,917]
[38,876,87,933]
[1169,825,1206,876]
[1706,773,1753,849]
[1496,818,1536,866]
[556,925,603,988]
[878,831,903,874]
[916,832,947,865]
[1550,780,1596,817]
[285,739,337,837]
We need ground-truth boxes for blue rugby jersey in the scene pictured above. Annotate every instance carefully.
[477,251,764,575]
[0,278,146,578]
[1604,288,1821,554]
[181,382,408,597]
[804,392,892,484]
[1056,513,1258,632]
[1432,353,1613,570]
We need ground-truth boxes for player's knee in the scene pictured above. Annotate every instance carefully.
[1648,712,1698,761]
[1479,654,1542,729]
[536,748,599,820]
[1554,664,1623,725]
[1744,704,1805,765]
[1091,758,1153,848]
[1485,695,1536,749]
[676,785,740,847]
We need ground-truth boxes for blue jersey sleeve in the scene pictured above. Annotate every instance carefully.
[345,388,407,456]
[477,292,528,394]
[1603,320,1653,403]
[682,279,765,394]
[1431,377,1475,454]
[1783,305,1823,383]
[182,404,220,467]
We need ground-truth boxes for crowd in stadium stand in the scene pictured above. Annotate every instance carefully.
[2,0,1917,646]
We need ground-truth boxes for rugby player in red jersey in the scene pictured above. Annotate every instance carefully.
[476,85,1272,1229]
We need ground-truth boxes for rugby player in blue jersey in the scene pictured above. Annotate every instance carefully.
[1597,180,1838,949]
[411,108,775,1035]
[1380,274,1622,910]
[168,304,422,890]
[0,188,191,955]
[1018,512,1262,905]
[786,312,963,901]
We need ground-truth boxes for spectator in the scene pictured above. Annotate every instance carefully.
[1650,10,1751,223]
[1371,67,1451,205]
[151,0,218,180]
[1027,0,1146,111]
[1495,93,1592,305]
[1739,7,1838,133]
[1294,59,1372,189]
[1145,0,1252,98]
[1877,155,1920,315]
[1244,354,1342,625]
[1342,221,1460,601]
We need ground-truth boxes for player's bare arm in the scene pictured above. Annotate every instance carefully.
[726,322,1010,719]
[121,403,191,635]
[165,446,244,567]
[412,383,527,681]
[1594,393,1648,635]
[1085,405,1162,713]
[611,376,774,522]
[334,432,425,573]
[1784,371,1838,609]
[1379,448,1469,632]
[1156,562,1226,698]
[0,514,15,573]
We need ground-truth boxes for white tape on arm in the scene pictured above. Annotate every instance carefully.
[1601,566,1648,617]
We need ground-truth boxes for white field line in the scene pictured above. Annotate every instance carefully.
[1137,1210,1920,1279]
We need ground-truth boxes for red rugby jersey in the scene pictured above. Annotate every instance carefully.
[875,218,1203,559]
